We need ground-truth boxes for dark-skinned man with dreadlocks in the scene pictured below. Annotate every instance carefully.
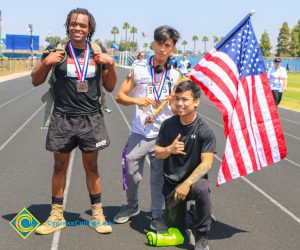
[31,8,117,235]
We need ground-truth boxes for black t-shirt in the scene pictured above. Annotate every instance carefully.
[42,42,107,115]
[156,114,216,185]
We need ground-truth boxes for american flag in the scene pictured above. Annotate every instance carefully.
[142,32,148,39]
[190,13,287,185]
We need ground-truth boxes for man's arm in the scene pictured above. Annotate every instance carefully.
[174,152,214,200]
[94,52,117,92]
[31,51,65,87]
[184,152,214,186]
[155,133,186,159]
[115,73,157,107]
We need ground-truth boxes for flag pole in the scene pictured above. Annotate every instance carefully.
[215,10,256,50]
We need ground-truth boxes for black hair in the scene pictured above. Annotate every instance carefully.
[65,8,96,41]
[137,52,145,59]
[175,80,201,99]
[154,25,180,46]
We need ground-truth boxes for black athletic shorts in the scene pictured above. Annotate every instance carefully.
[46,112,110,153]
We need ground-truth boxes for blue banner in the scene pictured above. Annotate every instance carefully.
[5,34,39,51]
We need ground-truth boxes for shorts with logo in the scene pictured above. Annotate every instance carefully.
[46,112,110,153]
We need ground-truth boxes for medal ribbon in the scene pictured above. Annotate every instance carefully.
[68,41,91,82]
[150,56,167,100]
[122,148,128,190]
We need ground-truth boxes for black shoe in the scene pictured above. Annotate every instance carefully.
[194,233,209,250]
[150,215,168,234]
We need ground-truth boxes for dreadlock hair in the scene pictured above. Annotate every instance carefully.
[65,8,96,41]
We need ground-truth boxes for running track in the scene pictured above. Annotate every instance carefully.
[0,68,299,250]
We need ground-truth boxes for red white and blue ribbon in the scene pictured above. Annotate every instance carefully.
[68,41,91,82]
[150,56,167,100]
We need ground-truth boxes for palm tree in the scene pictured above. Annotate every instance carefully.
[130,26,138,50]
[213,36,220,46]
[123,22,130,51]
[111,26,119,43]
[182,40,188,54]
[192,35,199,55]
[130,27,138,42]
[143,43,148,52]
[202,36,209,52]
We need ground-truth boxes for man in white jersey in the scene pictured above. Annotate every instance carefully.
[178,54,191,76]
[114,25,181,232]
[268,57,288,106]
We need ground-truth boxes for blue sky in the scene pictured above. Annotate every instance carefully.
[1,0,299,52]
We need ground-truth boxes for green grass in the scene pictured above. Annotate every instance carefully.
[279,73,300,111]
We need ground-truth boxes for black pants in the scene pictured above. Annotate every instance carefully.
[272,90,283,106]
[163,178,212,235]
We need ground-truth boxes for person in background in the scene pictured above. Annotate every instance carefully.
[137,52,146,61]
[268,57,288,106]
[31,8,117,235]
[168,54,178,69]
[114,25,181,233]
[178,54,191,76]
[155,80,216,250]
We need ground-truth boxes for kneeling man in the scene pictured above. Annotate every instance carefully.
[155,80,216,250]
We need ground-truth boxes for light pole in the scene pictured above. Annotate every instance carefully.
[0,10,2,56]
[28,24,33,67]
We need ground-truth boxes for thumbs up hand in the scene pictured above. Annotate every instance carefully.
[168,134,186,155]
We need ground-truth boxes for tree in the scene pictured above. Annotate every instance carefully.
[192,35,199,55]
[143,43,148,52]
[111,26,119,43]
[61,37,69,44]
[289,19,300,57]
[118,41,137,51]
[182,40,188,54]
[259,30,272,57]
[202,36,209,52]
[276,22,290,57]
[45,36,61,44]
[213,36,220,45]
[123,22,131,51]
[289,28,299,57]
[130,26,138,50]
[93,38,104,47]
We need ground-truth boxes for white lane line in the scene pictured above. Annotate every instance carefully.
[109,93,151,165]
[200,113,300,168]
[111,93,300,224]
[51,150,76,250]
[283,131,300,141]
[0,87,37,109]
[280,117,300,126]
[284,158,300,168]
[213,154,300,224]
[109,93,131,129]
[0,104,45,151]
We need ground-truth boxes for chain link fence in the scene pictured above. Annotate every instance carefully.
[0,58,40,76]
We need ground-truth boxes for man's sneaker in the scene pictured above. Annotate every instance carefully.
[104,108,112,113]
[185,229,195,246]
[150,215,168,233]
[113,205,140,224]
[194,233,209,250]
[90,203,112,234]
[35,204,66,235]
